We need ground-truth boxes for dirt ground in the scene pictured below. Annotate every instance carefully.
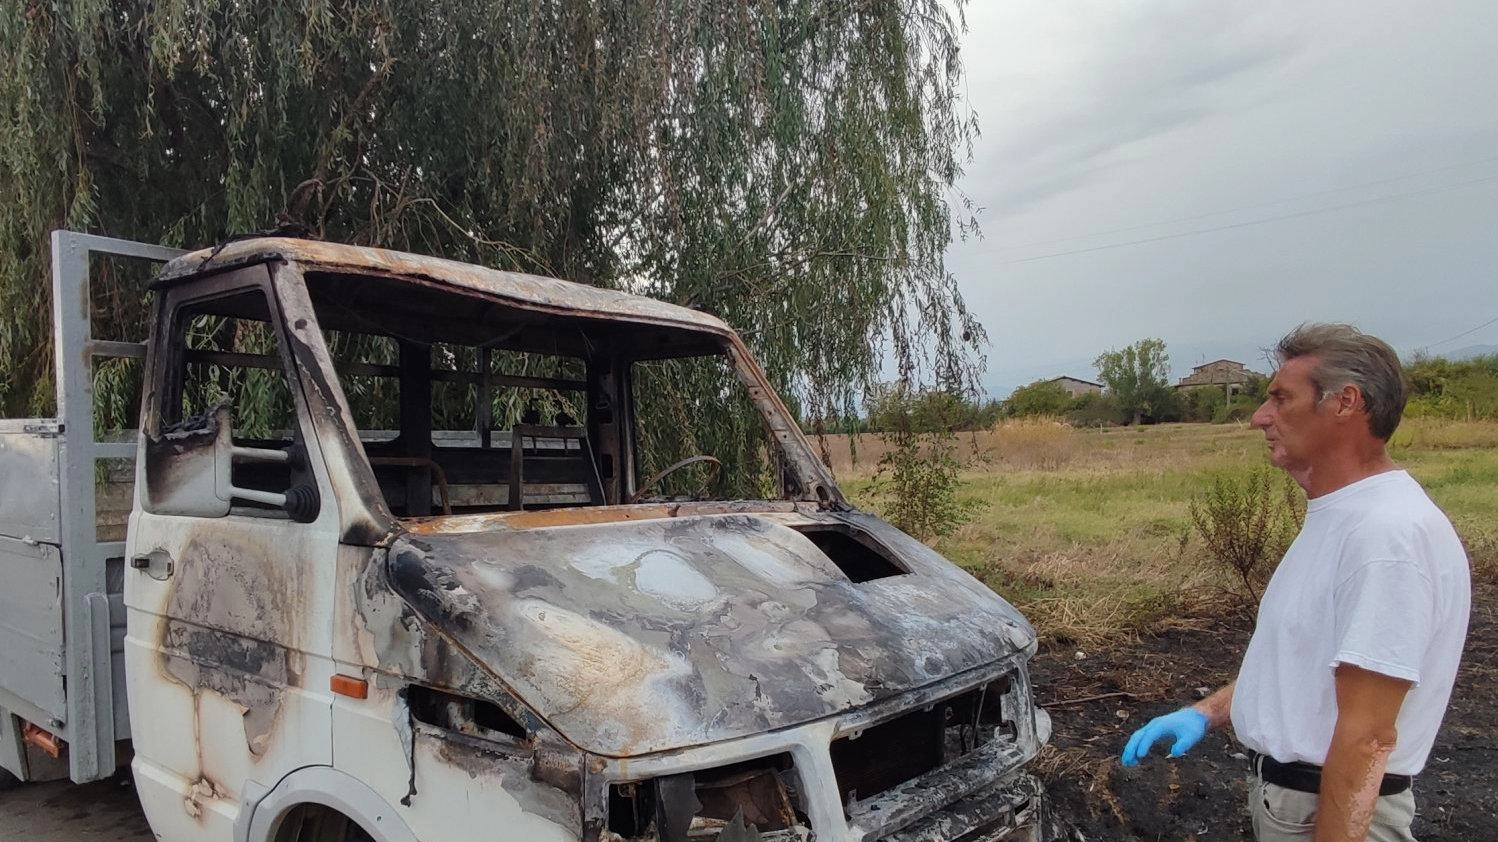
[0,774,153,841]
[1032,581,1498,841]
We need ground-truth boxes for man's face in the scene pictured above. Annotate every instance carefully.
[1251,356,1338,473]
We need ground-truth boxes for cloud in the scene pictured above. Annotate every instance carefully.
[967,3,1303,214]
[949,1,1498,399]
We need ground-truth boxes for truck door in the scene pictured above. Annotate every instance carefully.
[124,263,340,841]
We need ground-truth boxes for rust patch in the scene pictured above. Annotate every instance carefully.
[183,775,226,820]
[402,500,809,534]
[158,238,732,334]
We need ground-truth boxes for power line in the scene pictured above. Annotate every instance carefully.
[992,173,1498,266]
[1422,314,1498,351]
[984,154,1498,255]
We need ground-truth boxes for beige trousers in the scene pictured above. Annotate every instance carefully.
[1248,776,1417,842]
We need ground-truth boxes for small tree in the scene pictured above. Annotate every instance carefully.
[1189,467,1305,617]
[1094,338,1171,425]
[870,385,970,539]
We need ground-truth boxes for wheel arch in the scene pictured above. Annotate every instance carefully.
[236,765,417,842]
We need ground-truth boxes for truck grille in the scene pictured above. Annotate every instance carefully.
[831,674,1015,810]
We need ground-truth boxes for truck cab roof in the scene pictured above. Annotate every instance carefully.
[157,237,732,335]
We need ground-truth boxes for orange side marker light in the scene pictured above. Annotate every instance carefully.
[331,674,369,700]
[22,722,63,758]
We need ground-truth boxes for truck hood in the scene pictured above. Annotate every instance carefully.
[387,511,1033,757]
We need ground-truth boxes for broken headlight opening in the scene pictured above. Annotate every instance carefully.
[407,684,530,742]
[606,753,813,842]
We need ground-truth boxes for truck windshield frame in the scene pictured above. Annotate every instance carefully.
[261,263,844,529]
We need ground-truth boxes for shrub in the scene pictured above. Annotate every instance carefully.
[1064,391,1124,427]
[1215,394,1260,423]
[1404,354,1498,421]
[1004,379,1073,418]
[1177,387,1226,423]
[868,385,972,539]
[874,427,970,539]
[1189,467,1304,617]
[865,384,1002,432]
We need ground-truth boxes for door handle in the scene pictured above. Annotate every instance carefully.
[130,550,175,580]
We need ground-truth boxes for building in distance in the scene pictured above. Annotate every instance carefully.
[1175,359,1262,397]
[1048,375,1104,399]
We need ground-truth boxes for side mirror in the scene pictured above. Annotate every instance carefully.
[144,402,320,522]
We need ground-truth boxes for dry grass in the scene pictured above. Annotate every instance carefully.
[1391,417,1498,450]
[836,420,1498,647]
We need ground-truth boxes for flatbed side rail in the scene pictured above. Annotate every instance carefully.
[50,231,184,782]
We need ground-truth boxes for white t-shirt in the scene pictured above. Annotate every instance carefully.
[1230,470,1470,776]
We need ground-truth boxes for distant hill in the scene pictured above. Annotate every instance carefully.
[1449,344,1498,361]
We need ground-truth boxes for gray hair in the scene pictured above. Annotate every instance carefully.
[1274,323,1409,440]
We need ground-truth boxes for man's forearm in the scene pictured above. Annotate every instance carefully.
[1313,728,1395,842]
[1314,665,1409,842]
[1191,680,1234,729]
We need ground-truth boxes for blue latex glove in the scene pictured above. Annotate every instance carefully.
[1120,708,1209,766]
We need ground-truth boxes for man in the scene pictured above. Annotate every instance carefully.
[1120,324,1470,842]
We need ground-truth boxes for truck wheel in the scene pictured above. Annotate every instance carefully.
[0,767,21,791]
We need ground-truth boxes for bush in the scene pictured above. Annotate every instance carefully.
[865,385,1002,432]
[1404,354,1498,421]
[867,385,972,539]
[1004,379,1073,418]
[1189,467,1304,618]
[1064,391,1124,427]
[1177,387,1226,423]
[1215,394,1260,423]
[874,428,970,539]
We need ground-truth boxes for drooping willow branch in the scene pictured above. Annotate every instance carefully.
[1,0,986,487]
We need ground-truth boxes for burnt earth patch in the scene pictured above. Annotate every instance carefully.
[1031,581,1498,841]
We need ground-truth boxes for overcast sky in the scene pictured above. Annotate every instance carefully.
[950,1,1498,398]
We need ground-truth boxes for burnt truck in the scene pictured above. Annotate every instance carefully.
[0,231,1054,842]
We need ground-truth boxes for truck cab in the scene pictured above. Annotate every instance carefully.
[1,233,1052,842]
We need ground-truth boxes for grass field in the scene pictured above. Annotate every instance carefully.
[828,418,1498,647]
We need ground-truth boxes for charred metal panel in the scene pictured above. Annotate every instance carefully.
[582,665,1046,842]
[880,774,1045,842]
[157,239,732,334]
[386,511,1031,757]
[127,261,343,835]
[272,263,398,546]
[402,500,812,535]
[154,535,309,756]
[333,540,587,842]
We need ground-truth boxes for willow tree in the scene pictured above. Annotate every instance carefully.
[1,0,984,489]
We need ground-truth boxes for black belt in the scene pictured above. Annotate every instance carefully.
[1249,751,1412,797]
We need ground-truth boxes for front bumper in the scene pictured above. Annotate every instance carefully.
[878,773,1047,842]
[846,734,1048,842]
[589,659,1056,842]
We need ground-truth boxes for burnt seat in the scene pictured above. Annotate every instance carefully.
[507,424,606,510]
